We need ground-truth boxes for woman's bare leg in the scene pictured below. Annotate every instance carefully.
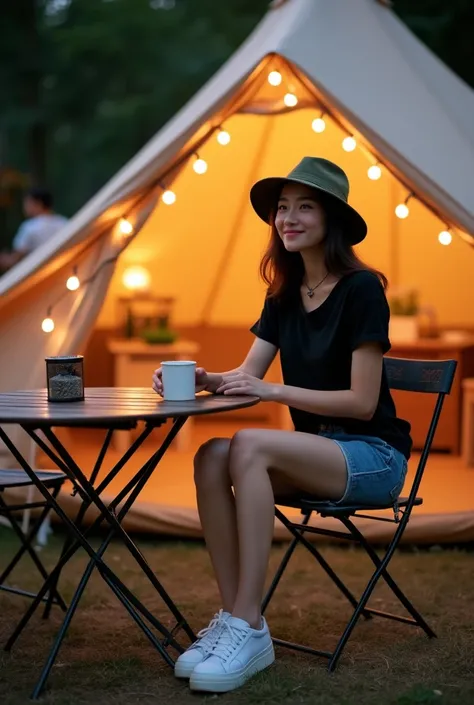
[228,429,348,628]
[194,437,237,613]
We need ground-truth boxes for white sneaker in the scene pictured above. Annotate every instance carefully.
[189,615,275,692]
[174,610,230,679]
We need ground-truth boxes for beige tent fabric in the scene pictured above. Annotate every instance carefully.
[1,0,473,306]
[1,0,474,467]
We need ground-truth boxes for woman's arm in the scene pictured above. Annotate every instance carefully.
[217,342,383,419]
[205,338,278,392]
[270,343,383,420]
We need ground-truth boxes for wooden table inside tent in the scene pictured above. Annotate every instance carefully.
[0,387,259,699]
[107,338,200,452]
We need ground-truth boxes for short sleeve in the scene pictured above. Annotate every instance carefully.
[346,273,391,354]
[12,222,34,252]
[250,295,279,347]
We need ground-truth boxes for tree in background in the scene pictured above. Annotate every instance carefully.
[0,0,473,247]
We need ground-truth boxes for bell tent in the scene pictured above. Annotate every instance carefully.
[1,0,474,542]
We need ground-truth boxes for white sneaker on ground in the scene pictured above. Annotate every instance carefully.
[189,615,275,693]
[174,610,230,679]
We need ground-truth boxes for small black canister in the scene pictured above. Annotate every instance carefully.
[45,355,84,402]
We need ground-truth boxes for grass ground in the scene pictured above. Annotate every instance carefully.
[0,527,473,705]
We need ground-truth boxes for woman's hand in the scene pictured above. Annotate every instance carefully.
[215,371,276,401]
[152,366,210,396]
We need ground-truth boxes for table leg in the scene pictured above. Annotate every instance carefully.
[0,419,197,699]
[42,427,115,620]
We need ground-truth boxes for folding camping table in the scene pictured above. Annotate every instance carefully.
[0,387,259,699]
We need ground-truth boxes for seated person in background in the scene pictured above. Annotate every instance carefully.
[0,187,68,273]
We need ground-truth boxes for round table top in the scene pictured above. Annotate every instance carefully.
[0,387,260,426]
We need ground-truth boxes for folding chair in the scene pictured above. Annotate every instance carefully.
[0,469,68,614]
[262,357,457,671]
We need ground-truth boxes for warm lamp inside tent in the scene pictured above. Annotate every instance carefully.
[1,0,474,542]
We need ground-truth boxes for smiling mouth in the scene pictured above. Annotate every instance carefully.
[284,231,303,235]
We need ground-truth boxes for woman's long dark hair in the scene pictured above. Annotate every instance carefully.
[259,192,387,298]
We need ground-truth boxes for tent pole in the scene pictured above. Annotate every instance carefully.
[199,114,276,325]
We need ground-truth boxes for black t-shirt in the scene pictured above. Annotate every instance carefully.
[250,270,412,459]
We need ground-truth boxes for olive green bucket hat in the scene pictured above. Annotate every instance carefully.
[250,156,367,245]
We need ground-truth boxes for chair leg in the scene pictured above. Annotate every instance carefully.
[269,508,371,617]
[340,516,436,638]
[326,518,436,672]
[0,494,67,612]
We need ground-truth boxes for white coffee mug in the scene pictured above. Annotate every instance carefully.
[161,360,196,401]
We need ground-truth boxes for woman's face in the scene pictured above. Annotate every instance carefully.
[274,183,326,252]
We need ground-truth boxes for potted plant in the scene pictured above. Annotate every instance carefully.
[388,288,419,342]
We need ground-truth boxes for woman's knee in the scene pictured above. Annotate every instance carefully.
[230,429,266,457]
[228,429,267,481]
[193,437,231,487]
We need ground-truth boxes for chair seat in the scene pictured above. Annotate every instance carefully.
[276,495,423,516]
[0,469,66,490]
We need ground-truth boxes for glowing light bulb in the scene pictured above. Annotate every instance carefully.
[217,129,231,146]
[41,317,55,333]
[122,265,151,292]
[311,117,326,134]
[162,189,176,205]
[119,219,133,235]
[342,136,356,152]
[438,230,452,246]
[395,203,410,219]
[268,70,282,86]
[368,165,382,180]
[66,274,80,291]
[284,93,298,107]
[193,157,208,174]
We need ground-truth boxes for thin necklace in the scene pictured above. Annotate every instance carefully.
[304,271,329,298]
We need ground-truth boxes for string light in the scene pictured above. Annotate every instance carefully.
[217,128,231,146]
[193,155,208,174]
[119,218,133,235]
[284,93,298,107]
[276,74,458,246]
[395,194,412,219]
[311,115,326,134]
[42,309,55,333]
[161,189,176,205]
[40,114,462,331]
[367,164,382,181]
[342,136,356,152]
[438,230,452,246]
[395,203,409,219]
[268,70,282,86]
[66,267,80,291]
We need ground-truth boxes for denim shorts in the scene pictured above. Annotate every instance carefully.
[318,427,408,506]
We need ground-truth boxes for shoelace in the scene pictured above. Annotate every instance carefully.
[193,609,226,650]
[208,620,247,661]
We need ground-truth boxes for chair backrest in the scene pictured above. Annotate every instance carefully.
[383,356,458,517]
[384,357,457,395]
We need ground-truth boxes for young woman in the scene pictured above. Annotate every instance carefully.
[152,156,412,694]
